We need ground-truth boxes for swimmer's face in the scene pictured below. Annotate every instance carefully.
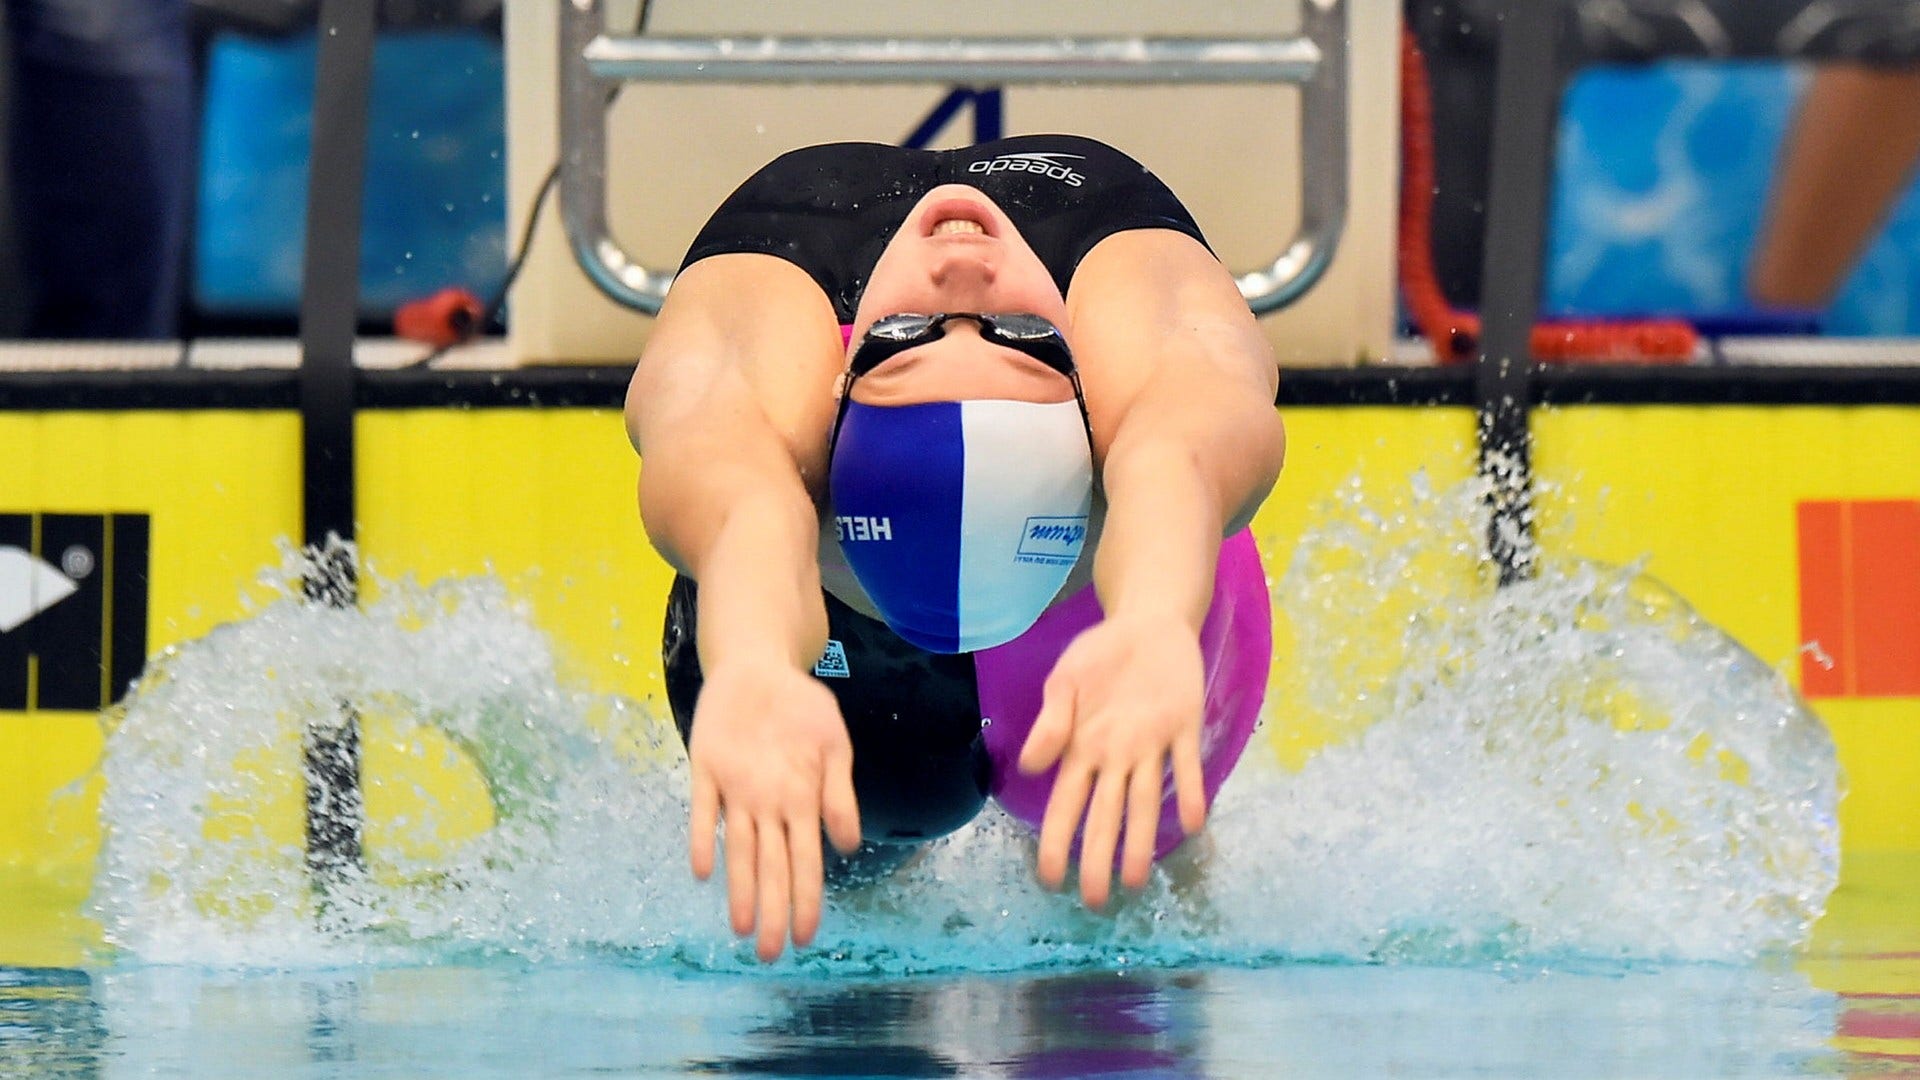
[847,186,1075,407]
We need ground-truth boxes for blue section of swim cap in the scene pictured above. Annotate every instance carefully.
[829,401,966,653]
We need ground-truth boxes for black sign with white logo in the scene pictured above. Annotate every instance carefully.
[0,513,149,710]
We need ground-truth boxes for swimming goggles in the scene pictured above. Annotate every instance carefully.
[852,312,1073,376]
[833,312,1093,454]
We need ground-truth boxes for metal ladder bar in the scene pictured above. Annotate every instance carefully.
[559,0,1349,317]
[582,35,1323,84]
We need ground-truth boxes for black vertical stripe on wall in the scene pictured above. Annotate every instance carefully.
[31,515,106,711]
[109,514,150,703]
[0,513,31,709]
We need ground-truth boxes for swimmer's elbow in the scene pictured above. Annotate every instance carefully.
[624,412,645,456]
[638,439,818,583]
[635,468,693,575]
[1223,407,1285,535]
[1262,407,1288,486]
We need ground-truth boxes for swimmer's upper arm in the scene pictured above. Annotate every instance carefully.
[625,254,843,574]
[1068,229,1285,534]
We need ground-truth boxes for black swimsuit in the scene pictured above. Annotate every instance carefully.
[662,135,1210,857]
[679,134,1209,320]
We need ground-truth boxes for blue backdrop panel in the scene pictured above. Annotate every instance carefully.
[195,43,1918,335]
[195,30,506,317]
[1550,62,1920,336]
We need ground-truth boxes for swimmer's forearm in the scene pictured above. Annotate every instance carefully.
[689,489,830,673]
[1095,381,1284,628]
[634,383,830,674]
[1093,438,1225,633]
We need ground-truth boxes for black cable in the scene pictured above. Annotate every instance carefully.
[483,160,559,329]
[402,158,553,369]
[408,75,625,369]
[414,2,650,368]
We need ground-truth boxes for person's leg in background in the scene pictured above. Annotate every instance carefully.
[6,0,193,338]
[1748,63,1920,310]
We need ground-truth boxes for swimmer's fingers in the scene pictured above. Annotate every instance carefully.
[821,740,862,856]
[689,767,719,881]
[1036,760,1094,890]
[1120,757,1163,892]
[754,814,791,962]
[723,808,757,938]
[1172,729,1207,836]
[788,814,824,949]
[1077,768,1131,910]
[1018,673,1076,775]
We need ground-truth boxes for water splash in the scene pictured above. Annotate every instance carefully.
[1215,470,1841,963]
[92,475,1840,972]
[91,542,695,968]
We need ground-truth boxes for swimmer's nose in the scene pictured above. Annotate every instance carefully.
[927,247,998,295]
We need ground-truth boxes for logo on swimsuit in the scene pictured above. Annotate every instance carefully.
[1015,515,1087,566]
[966,152,1086,187]
[813,639,851,679]
[836,515,893,542]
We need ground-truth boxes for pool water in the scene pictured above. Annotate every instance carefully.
[3,854,1916,1078]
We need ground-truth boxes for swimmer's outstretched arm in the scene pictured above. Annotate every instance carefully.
[626,254,862,962]
[1020,229,1286,911]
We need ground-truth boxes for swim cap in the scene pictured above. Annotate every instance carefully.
[829,398,1093,654]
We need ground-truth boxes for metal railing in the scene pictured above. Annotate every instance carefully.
[557,0,1350,316]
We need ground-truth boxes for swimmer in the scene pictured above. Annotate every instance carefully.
[625,135,1285,961]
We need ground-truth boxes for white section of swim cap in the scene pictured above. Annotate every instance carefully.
[956,399,1094,651]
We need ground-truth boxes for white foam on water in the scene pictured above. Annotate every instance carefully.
[91,474,1841,973]
[1196,471,1841,965]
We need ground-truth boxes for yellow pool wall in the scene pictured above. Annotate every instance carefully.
[2,403,1914,887]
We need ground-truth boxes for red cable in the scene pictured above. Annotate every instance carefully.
[1397,28,1697,365]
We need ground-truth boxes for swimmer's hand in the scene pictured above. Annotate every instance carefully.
[686,662,862,962]
[1017,613,1207,911]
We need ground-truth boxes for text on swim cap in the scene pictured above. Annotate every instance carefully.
[1025,522,1085,545]
[836,515,892,542]
[1016,515,1088,565]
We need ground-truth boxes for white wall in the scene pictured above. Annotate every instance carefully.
[504,0,1401,366]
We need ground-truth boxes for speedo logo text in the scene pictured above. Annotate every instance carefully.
[966,152,1086,187]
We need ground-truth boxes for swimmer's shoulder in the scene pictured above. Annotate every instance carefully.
[635,251,842,488]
